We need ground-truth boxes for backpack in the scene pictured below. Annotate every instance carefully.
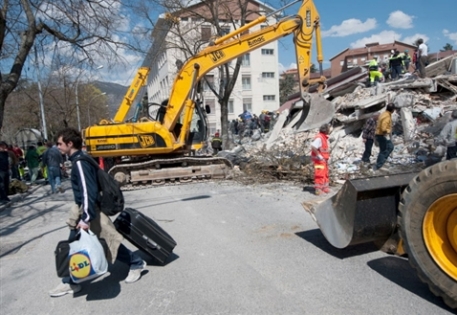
[264,115,271,123]
[74,154,124,216]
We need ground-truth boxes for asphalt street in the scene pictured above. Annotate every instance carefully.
[0,179,455,315]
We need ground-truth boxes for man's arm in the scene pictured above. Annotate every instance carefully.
[74,160,98,229]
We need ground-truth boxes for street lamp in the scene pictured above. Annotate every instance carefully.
[87,92,107,126]
[75,65,104,130]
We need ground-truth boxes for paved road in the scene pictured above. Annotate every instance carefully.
[0,180,454,315]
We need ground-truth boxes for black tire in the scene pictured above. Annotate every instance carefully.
[399,160,457,308]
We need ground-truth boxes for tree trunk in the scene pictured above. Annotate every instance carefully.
[219,98,229,150]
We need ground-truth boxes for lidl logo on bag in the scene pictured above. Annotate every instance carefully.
[70,253,92,278]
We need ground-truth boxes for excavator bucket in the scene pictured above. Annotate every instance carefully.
[304,172,418,248]
[293,94,335,131]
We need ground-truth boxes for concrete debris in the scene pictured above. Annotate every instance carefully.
[223,72,457,185]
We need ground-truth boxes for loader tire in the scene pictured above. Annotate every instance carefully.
[399,160,457,308]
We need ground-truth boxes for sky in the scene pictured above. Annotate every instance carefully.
[274,0,457,73]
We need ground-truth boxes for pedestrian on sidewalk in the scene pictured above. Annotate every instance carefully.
[42,142,64,194]
[373,104,395,171]
[25,145,40,184]
[361,113,379,164]
[0,141,11,203]
[437,110,457,160]
[311,124,331,195]
[49,128,147,298]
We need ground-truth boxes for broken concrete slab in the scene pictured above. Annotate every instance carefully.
[266,109,289,150]
[381,78,437,92]
[400,107,415,142]
[426,54,457,77]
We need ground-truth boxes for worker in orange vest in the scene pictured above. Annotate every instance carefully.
[311,123,331,195]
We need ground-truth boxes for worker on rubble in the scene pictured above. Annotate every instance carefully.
[389,50,404,80]
[311,123,331,195]
[416,38,429,78]
[402,50,411,72]
[369,70,384,86]
[437,110,457,160]
[211,132,222,155]
[361,113,380,164]
[373,104,395,171]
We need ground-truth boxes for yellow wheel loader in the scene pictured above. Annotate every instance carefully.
[306,160,457,308]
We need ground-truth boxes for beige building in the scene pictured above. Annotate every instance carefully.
[330,41,417,77]
[146,0,280,135]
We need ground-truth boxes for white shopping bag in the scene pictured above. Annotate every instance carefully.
[69,229,108,283]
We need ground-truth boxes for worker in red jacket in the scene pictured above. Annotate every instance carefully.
[311,124,331,195]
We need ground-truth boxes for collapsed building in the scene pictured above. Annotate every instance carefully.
[219,53,457,185]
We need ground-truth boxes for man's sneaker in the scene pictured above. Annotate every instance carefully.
[58,186,65,193]
[125,260,147,284]
[49,282,81,297]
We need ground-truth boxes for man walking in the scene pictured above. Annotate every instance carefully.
[361,113,379,164]
[374,104,395,171]
[49,128,146,297]
[438,110,457,160]
[311,124,331,195]
[42,142,64,194]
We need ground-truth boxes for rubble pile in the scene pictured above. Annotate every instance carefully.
[223,56,457,185]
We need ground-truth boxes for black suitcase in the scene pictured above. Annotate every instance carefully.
[114,208,177,265]
[55,238,108,278]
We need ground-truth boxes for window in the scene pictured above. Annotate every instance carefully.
[340,60,344,66]
[263,95,275,101]
[201,25,211,41]
[242,54,250,66]
[353,58,358,64]
[181,17,188,21]
[261,49,274,55]
[262,72,275,78]
[203,75,214,91]
[360,57,366,62]
[242,76,251,90]
[221,27,230,35]
[241,29,249,36]
[206,99,216,115]
[228,100,234,114]
[243,98,252,111]
[260,25,268,29]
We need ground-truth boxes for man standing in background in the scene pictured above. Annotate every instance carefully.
[361,113,379,164]
[417,38,428,78]
[310,124,331,195]
[42,142,64,194]
[373,104,395,171]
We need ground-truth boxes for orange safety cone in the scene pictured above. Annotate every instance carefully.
[99,157,105,170]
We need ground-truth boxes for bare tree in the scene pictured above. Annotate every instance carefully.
[0,0,150,133]
[157,0,265,149]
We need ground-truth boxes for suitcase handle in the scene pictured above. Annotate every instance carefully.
[143,235,161,250]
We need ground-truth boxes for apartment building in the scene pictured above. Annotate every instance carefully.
[330,41,417,77]
[146,0,280,135]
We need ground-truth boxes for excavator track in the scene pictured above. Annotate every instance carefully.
[108,156,233,191]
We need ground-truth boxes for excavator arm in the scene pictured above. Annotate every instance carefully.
[163,0,327,133]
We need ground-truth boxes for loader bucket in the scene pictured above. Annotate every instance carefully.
[294,94,335,131]
[305,172,418,249]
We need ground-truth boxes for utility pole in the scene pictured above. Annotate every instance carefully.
[34,46,48,140]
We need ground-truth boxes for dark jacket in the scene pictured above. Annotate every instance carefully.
[0,151,9,172]
[70,151,99,225]
[42,146,63,168]
[211,137,222,149]
[25,148,40,169]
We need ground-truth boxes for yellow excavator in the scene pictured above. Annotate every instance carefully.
[83,0,333,188]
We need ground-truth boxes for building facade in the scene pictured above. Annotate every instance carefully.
[330,41,417,78]
[146,0,280,135]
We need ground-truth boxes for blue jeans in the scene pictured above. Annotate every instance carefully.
[63,243,144,284]
[362,139,374,162]
[47,166,61,193]
[375,135,394,169]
